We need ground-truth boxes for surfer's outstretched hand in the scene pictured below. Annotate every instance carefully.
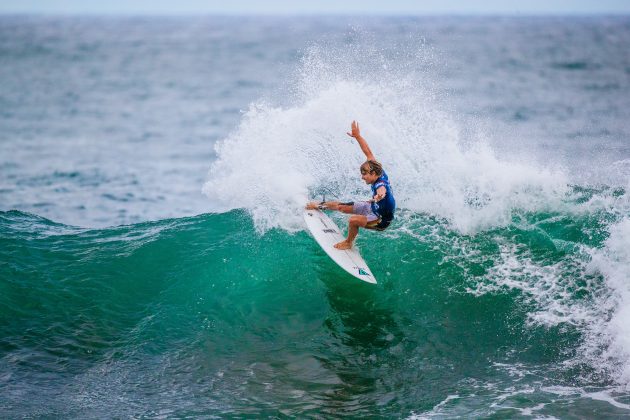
[346,120,360,139]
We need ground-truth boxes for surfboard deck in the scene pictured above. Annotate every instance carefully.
[303,209,377,284]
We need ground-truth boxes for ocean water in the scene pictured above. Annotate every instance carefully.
[1,15,630,418]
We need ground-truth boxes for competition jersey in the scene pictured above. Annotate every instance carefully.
[370,171,396,222]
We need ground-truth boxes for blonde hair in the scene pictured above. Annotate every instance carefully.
[360,160,383,176]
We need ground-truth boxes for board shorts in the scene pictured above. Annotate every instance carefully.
[342,201,392,231]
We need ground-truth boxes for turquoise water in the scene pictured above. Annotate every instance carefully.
[2,16,630,417]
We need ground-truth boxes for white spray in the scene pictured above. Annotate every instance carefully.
[204,39,567,234]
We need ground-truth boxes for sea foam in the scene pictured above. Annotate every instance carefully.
[204,40,567,234]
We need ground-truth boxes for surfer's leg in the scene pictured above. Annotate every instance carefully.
[306,201,338,210]
[306,201,353,212]
[334,215,367,249]
[337,203,354,213]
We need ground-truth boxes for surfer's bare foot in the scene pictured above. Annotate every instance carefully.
[334,240,352,250]
[305,201,319,210]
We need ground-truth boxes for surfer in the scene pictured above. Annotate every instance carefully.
[306,120,396,250]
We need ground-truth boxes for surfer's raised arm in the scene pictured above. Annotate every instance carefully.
[347,120,376,161]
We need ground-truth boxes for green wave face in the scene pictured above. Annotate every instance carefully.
[2,203,629,417]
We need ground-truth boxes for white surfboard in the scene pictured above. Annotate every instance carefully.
[304,209,377,284]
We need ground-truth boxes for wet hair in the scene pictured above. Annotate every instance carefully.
[360,160,383,176]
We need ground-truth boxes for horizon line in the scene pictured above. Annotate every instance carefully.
[2,11,629,17]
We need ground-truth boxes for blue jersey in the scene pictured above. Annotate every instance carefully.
[370,171,396,222]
